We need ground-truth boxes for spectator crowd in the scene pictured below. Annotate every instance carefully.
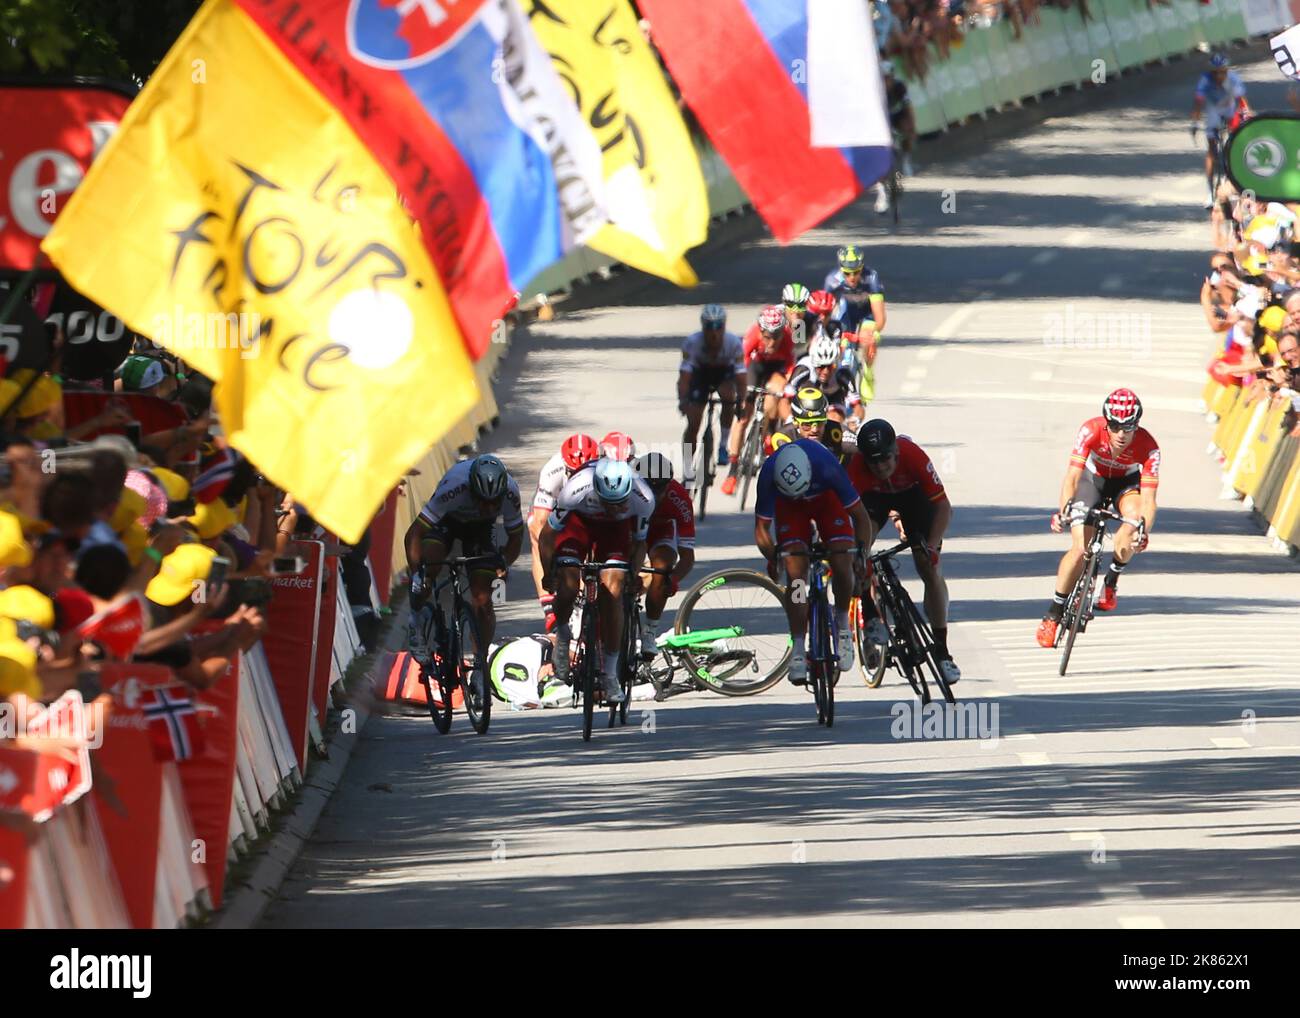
[0,298,383,735]
[1201,186,1300,435]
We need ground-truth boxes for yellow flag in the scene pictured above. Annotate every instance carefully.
[40,0,479,543]
[524,0,708,287]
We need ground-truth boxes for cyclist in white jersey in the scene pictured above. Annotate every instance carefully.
[679,303,745,467]
[404,455,525,663]
[528,433,600,630]
[537,459,655,704]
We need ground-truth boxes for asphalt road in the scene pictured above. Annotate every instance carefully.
[260,51,1300,929]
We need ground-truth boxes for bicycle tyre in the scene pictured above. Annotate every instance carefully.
[580,604,598,742]
[889,583,930,703]
[423,607,453,734]
[737,413,762,511]
[458,605,491,735]
[852,595,884,689]
[674,568,791,696]
[821,600,836,726]
[1058,556,1095,677]
[699,420,713,521]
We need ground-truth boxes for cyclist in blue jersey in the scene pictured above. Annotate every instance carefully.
[823,245,887,336]
[1191,51,1251,210]
[754,439,876,685]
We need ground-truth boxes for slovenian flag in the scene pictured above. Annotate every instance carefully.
[640,0,892,243]
[234,0,608,359]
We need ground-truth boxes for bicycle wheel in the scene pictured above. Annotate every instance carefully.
[811,658,827,725]
[617,598,638,726]
[580,605,598,742]
[910,612,955,705]
[888,583,930,703]
[422,607,453,734]
[853,594,888,688]
[698,419,714,521]
[820,599,836,726]
[737,413,763,511]
[673,568,792,695]
[1058,556,1096,677]
[458,605,491,735]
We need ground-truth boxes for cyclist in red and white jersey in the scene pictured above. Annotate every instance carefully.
[529,433,600,630]
[679,304,744,467]
[539,458,656,703]
[633,452,696,653]
[1036,389,1160,648]
[722,305,796,496]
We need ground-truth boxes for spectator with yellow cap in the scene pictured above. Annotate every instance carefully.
[136,542,264,689]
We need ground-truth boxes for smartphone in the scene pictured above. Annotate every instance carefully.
[206,555,229,596]
[269,556,306,576]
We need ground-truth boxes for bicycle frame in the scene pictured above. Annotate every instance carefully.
[557,555,633,740]
[781,542,838,726]
[866,541,953,705]
[1057,505,1142,676]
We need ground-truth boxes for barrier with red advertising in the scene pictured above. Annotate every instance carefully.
[0,81,134,274]
[261,541,326,771]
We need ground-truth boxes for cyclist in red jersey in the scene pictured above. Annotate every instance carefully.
[847,419,959,683]
[723,305,796,495]
[1036,389,1159,648]
[632,453,696,653]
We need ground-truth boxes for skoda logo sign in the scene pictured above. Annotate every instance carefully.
[1243,137,1285,178]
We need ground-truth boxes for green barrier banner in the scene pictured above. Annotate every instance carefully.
[962,24,1004,110]
[1197,0,1248,46]
[1101,0,1146,70]
[1062,10,1100,84]
[980,24,1027,109]
[1083,9,1122,83]
[1225,114,1300,202]
[1133,3,1165,63]
[1152,1,1196,55]
[906,70,946,136]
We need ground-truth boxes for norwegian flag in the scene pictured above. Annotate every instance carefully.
[140,685,206,762]
[192,443,238,504]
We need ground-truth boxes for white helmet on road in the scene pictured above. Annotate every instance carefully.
[773,443,812,498]
[809,335,840,368]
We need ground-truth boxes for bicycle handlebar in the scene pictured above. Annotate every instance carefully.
[555,556,633,574]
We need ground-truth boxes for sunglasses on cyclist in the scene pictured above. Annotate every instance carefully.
[1106,422,1138,434]
[784,302,806,311]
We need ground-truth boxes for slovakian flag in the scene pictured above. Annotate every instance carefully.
[233,0,609,358]
[639,0,892,243]
[140,685,206,762]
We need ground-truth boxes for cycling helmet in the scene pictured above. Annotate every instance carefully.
[809,335,840,368]
[1102,388,1143,430]
[757,305,785,335]
[700,303,726,329]
[807,289,836,316]
[781,283,810,308]
[837,245,865,273]
[856,419,897,462]
[818,319,843,341]
[1208,51,1230,70]
[633,452,673,490]
[468,454,509,501]
[791,387,830,424]
[593,458,635,503]
[560,433,599,471]
[772,443,813,498]
[600,430,636,461]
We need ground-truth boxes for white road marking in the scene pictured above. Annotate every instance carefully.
[1211,737,1251,749]
[1018,752,1052,765]
[906,366,928,379]
[931,303,982,340]
[917,347,939,361]
[1031,250,1058,266]
[1001,269,1024,286]
[899,381,921,395]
